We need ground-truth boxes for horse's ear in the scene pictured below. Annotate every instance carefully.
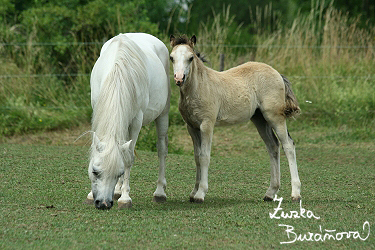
[121,140,132,152]
[190,35,196,47]
[170,35,176,47]
[93,132,100,146]
[92,132,106,153]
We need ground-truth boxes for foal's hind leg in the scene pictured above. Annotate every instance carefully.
[251,110,281,201]
[263,112,301,201]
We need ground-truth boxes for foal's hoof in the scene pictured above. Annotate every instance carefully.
[153,195,167,203]
[263,196,273,202]
[113,193,121,200]
[118,201,132,209]
[292,196,301,202]
[83,198,94,205]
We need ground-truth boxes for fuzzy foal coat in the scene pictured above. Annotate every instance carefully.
[170,36,301,203]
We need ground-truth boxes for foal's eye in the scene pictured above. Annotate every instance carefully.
[169,56,174,62]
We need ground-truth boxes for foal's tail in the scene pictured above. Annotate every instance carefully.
[281,75,301,118]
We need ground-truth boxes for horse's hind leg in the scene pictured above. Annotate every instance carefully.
[263,111,301,201]
[251,110,280,201]
[153,112,169,203]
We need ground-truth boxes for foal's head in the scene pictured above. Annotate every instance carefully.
[170,35,204,86]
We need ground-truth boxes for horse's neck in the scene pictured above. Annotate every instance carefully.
[93,106,130,144]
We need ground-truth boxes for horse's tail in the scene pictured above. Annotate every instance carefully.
[281,75,301,118]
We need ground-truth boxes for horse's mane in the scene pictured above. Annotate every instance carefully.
[172,35,208,63]
[91,35,148,176]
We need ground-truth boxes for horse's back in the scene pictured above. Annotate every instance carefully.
[128,34,170,124]
[124,33,169,72]
[116,33,170,125]
[91,33,170,125]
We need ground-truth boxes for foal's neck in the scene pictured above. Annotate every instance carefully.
[182,56,211,93]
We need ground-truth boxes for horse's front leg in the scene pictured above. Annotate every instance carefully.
[84,191,94,204]
[114,176,123,200]
[153,113,169,203]
[117,113,142,209]
[118,166,132,209]
[191,121,214,203]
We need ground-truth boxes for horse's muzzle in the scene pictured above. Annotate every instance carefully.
[95,199,113,210]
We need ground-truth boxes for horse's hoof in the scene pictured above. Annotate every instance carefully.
[195,198,204,203]
[153,195,167,203]
[83,198,94,205]
[113,193,121,200]
[263,196,273,202]
[191,197,204,203]
[292,196,301,202]
[118,201,132,209]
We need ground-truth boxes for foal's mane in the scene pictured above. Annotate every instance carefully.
[171,35,208,63]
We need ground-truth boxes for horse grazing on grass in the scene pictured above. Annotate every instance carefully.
[169,35,301,203]
[86,33,170,209]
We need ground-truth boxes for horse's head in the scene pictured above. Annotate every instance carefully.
[88,133,132,210]
[169,35,197,86]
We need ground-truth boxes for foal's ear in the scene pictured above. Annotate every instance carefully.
[170,35,176,47]
[190,35,196,47]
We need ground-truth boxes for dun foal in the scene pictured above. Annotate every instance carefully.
[169,35,301,203]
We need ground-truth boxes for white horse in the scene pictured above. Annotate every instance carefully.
[169,35,301,203]
[86,33,170,209]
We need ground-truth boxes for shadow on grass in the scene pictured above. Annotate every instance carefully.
[111,195,269,212]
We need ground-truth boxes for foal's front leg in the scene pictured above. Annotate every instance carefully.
[189,121,214,203]
[187,125,202,201]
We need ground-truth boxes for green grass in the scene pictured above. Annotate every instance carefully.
[1,131,374,249]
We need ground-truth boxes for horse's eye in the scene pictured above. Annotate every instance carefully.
[92,169,101,177]
[188,56,194,62]
[169,56,174,62]
[118,171,125,178]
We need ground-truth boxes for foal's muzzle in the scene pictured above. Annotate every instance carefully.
[174,73,185,86]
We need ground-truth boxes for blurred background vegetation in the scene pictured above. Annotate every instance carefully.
[0,0,374,150]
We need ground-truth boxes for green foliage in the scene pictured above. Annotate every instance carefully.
[0,0,15,22]
[0,0,374,141]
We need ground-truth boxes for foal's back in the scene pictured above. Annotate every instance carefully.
[211,61,286,126]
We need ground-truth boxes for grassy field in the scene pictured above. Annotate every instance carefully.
[1,125,374,249]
